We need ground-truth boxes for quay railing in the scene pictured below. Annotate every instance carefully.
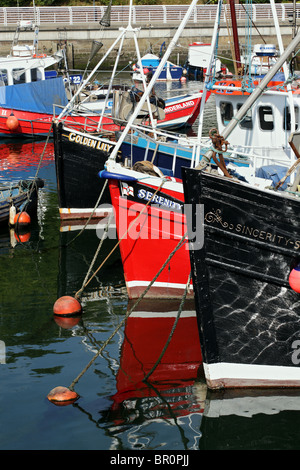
[0,3,299,27]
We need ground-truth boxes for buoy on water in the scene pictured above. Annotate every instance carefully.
[6,115,19,131]
[47,386,79,406]
[289,264,300,293]
[14,231,31,243]
[53,295,82,317]
[14,211,31,227]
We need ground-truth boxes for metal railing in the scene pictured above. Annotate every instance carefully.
[0,3,299,26]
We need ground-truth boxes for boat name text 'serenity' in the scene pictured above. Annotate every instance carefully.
[137,188,183,211]
[206,209,300,249]
[121,183,183,212]
[67,132,114,152]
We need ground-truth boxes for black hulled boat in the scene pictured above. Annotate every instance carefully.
[182,167,300,389]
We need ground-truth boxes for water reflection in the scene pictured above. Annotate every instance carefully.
[0,139,54,182]
[200,389,300,450]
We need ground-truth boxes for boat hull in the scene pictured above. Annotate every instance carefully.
[53,122,115,221]
[107,170,193,299]
[0,93,202,137]
[0,178,44,227]
[182,168,300,389]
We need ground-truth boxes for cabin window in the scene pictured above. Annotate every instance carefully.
[237,103,253,129]
[0,69,8,86]
[220,101,233,125]
[30,68,42,82]
[259,106,274,130]
[283,106,299,131]
[12,68,26,85]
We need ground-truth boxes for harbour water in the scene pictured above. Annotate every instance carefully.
[1,78,300,453]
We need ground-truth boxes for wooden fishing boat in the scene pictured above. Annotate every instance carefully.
[0,178,44,227]
[181,162,300,389]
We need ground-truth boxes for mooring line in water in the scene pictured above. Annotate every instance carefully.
[64,179,109,248]
[74,177,167,300]
[142,271,192,383]
[75,209,114,300]
[24,123,53,211]
[68,231,188,392]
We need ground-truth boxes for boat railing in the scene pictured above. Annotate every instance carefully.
[0,3,298,26]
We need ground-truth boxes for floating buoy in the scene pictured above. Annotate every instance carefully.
[53,315,81,329]
[143,67,149,75]
[289,264,300,293]
[47,386,79,406]
[6,115,19,131]
[180,76,187,82]
[53,295,82,317]
[14,231,31,243]
[14,211,31,227]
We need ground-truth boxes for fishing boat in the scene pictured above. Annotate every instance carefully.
[100,159,192,299]
[180,27,300,389]
[0,20,63,88]
[53,0,211,222]
[100,0,300,304]
[0,177,44,227]
[183,42,228,81]
[181,155,300,390]
[131,51,184,82]
[0,17,131,138]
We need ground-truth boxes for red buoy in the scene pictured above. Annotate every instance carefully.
[289,264,300,293]
[6,115,19,131]
[47,386,79,406]
[53,296,82,316]
[14,231,31,243]
[14,211,31,226]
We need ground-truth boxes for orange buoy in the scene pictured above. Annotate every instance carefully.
[53,315,81,329]
[14,231,31,243]
[47,386,79,406]
[289,264,300,293]
[14,211,31,226]
[6,115,19,131]
[53,295,82,317]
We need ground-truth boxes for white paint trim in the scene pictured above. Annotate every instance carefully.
[205,362,300,383]
[127,280,193,289]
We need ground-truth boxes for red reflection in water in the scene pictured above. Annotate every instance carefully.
[0,140,54,173]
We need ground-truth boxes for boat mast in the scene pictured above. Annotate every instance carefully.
[270,0,295,133]
[195,0,223,166]
[228,0,242,75]
[107,0,200,162]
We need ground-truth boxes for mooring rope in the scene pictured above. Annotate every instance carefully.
[142,271,192,382]
[64,179,109,248]
[74,177,168,299]
[23,122,53,210]
[69,230,188,391]
[75,209,114,300]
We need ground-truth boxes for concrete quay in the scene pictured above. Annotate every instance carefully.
[0,20,295,70]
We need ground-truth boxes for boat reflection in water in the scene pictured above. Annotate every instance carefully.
[55,224,300,450]
[100,298,206,450]
[200,388,300,450]
[0,139,54,177]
